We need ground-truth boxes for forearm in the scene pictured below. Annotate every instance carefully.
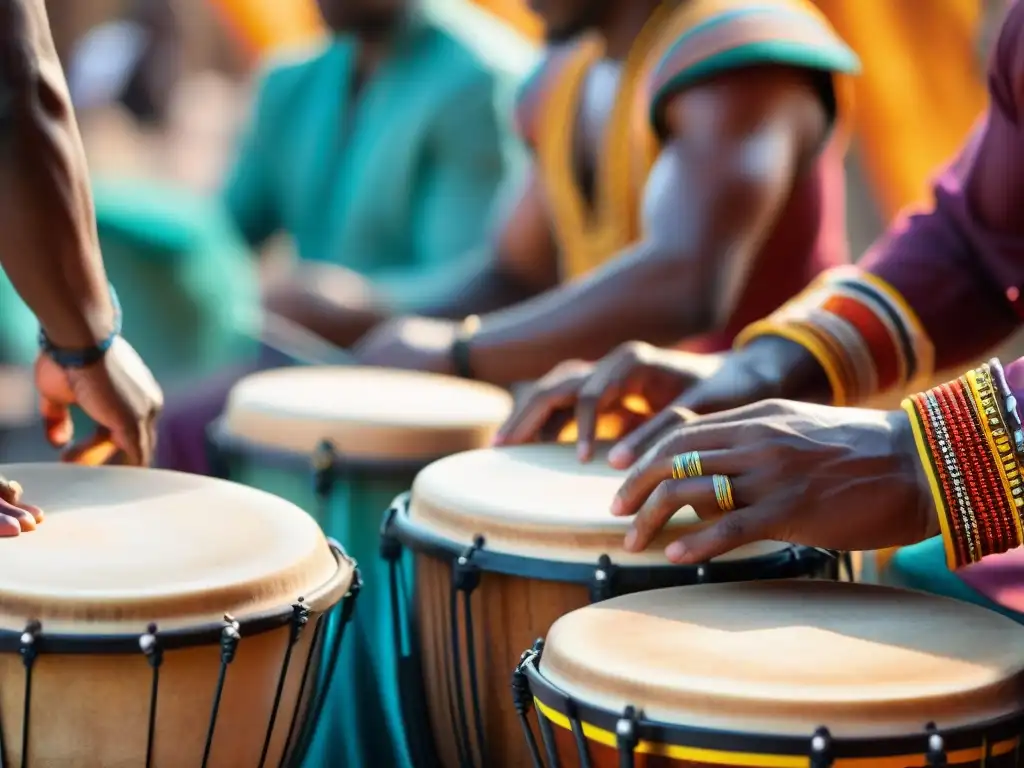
[467,242,708,386]
[902,358,1024,569]
[419,260,540,320]
[0,0,114,348]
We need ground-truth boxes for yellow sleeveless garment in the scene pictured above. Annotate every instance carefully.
[525,0,855,281]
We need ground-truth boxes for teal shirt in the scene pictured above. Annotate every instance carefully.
[223,8,536,311]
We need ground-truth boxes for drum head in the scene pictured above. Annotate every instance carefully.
[222,366,512,460]
[0,464,350,633]
[539,581,1024,737]
[409,444,789,563]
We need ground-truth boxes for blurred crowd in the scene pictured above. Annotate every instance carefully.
[0,0,1010,460]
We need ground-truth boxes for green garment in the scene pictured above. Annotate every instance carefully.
[222,5,535,312]
[0,179,260,389]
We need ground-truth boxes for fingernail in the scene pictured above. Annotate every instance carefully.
[624,529,638,551]
[610,497,623,516]
[608,446,629,467]
[577,442,590,462]
[666,543,686,562]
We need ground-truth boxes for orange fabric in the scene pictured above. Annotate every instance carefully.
[471,0,544,39]
[812,0,987,218]
[208,0,323,57]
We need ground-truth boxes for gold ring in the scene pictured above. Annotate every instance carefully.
[671,451,702,480]
[712,475,736,512]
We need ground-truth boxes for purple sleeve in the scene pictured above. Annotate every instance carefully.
[857,1,1024,372]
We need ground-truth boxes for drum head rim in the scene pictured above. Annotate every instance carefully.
[521,645,1024,762]
[385,492,830,587]
[0,541,356,653]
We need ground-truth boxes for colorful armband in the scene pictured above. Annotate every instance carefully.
[901,360,1024,569]
[734,267,934,406]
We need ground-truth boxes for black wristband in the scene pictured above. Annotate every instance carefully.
[451,315,480,379]
[39,284,123,368]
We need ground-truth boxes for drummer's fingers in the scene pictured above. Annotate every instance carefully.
[607,404,698,469]
[663,505,779,564]
[0,512,20,537]
[611,427,752,517]
[494,378,582,446]
[0,500,36,532]
[575,351,641,461]
[608,399,790,469]
[622,473,754,553]
[0,478,43,525]
[39,396,73,448]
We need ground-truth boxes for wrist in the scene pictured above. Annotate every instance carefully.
[887,409,941,540]
[39,284,122,368]
[733,336,831,402]
[451,315,481,379]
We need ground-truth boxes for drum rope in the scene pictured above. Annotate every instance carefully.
[511,646,546,768]
[449,583,476,767]
[140,623,164,768]
[257,600,311,768]
[449,539,486,768]
[18,621,40,768]
[278,612,328,766]
[200,617,241,768]
[615,706,640,768]
[290,562,361,767]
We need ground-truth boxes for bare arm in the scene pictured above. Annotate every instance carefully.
[421,169,559,319]
[464,67,828,387]
[0,0,116,348]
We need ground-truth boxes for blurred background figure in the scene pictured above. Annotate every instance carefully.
[154,0,534,477]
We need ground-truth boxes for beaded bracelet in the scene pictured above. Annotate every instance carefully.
[989,357,1024,458]
[902,363,1024,569]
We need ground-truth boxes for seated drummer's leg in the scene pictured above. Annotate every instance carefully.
[156,363,261,475]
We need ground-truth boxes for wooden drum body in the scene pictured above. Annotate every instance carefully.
[516,581,1024,768]
[208,366,511,767]
[0,464,357,768]
[381,445,833,768]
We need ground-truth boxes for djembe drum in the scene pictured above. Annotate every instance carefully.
[0,463,358,768]
[381,444,833,768]
[515,580,1024,768]
[208,366,512,766]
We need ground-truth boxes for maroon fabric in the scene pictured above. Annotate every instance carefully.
[857,1,1024,371]
[852,2,1024,603]
[154,362,261,475]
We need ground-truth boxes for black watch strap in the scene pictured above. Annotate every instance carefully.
[451,315,480,379]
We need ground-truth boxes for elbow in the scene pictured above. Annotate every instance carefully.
[0,39,69,137]
[646,247,719,337]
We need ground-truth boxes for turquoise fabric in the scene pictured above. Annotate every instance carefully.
[882,536,1024,624]
[222,9,533,312]
[0,177,260,393]
[226,455,418,768]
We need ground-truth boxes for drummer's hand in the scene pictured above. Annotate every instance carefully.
[0,477,44,537]
[607,337,829,469]
[610,400,937,563]
[353,316,456,374]
[494,343,723,460]
[35,337,164,466]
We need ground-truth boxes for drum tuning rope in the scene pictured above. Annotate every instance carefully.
[200,616,242,768]
[139,623,164,768]
[925,723,947,766]
[450,537,486,768]
[511,643,546,768]
[18,621,41,768]
[809,727,833,768]
[257,600,312,768]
